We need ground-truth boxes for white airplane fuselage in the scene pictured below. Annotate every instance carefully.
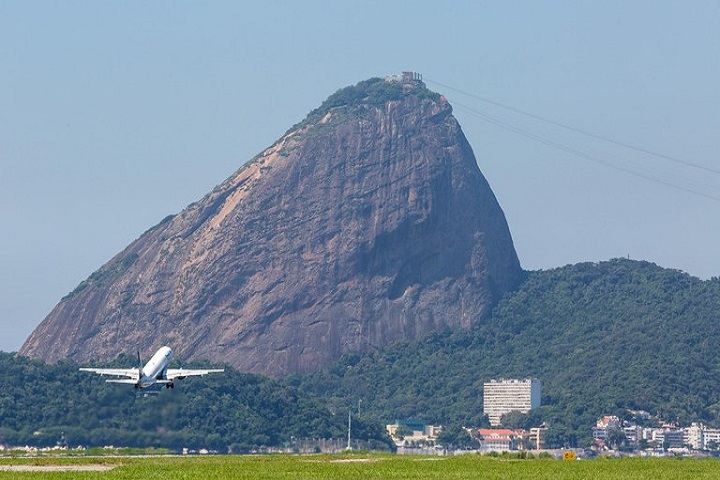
[138,346,173,388]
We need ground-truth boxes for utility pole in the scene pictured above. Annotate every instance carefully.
[346,410,352,450]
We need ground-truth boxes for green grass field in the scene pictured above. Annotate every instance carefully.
[1,453,720,479]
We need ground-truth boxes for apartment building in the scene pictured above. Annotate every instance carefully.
[483,378,542,427]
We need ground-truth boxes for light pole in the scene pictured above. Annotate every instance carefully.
[346,409,352,450]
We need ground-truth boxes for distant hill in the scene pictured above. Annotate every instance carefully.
[295,259,720,446]
[20,76,523,376]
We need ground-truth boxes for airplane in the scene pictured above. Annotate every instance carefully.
[79,345,224,389]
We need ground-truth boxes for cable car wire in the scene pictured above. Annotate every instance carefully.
[425,78,720,201]
[426,78,720,176]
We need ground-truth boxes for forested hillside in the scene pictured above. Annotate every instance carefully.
[295,259,720,447]
[0,353,387,451]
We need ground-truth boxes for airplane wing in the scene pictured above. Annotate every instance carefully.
[79,368,139,378]
[165,368,224,380]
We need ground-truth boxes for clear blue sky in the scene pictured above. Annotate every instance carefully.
[2,1,719,352]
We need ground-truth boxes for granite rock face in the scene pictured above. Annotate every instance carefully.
[20,78,524,376]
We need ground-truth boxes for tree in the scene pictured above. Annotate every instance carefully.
[606,429,626,450]
[500,409,544,430]
[436,426,478,449]
[392,425,413,441]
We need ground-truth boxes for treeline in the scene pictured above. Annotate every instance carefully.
[0,353,389,452]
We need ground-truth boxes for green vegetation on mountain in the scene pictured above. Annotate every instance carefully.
[65,253,139,300]
[296,77,440,129]
[294,259,720,447]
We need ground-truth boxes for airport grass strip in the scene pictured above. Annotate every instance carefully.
[1,453,720,479]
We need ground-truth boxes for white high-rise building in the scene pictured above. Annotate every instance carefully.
[483,378,541,427]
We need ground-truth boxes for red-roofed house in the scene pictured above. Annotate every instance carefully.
[477,428,524,452]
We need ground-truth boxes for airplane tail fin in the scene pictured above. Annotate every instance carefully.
[136,351,143,382]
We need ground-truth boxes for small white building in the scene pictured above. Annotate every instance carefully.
[685,423,720,450]
[477,428,520,452]
[386,419,442,446]
[651,428,684,449]
[592,415,622,441]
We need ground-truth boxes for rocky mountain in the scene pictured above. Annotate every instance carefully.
[20,75,524,376]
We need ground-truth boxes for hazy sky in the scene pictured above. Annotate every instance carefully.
[2,1,719,352]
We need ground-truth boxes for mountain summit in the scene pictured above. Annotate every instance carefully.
[21,75,524,376]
